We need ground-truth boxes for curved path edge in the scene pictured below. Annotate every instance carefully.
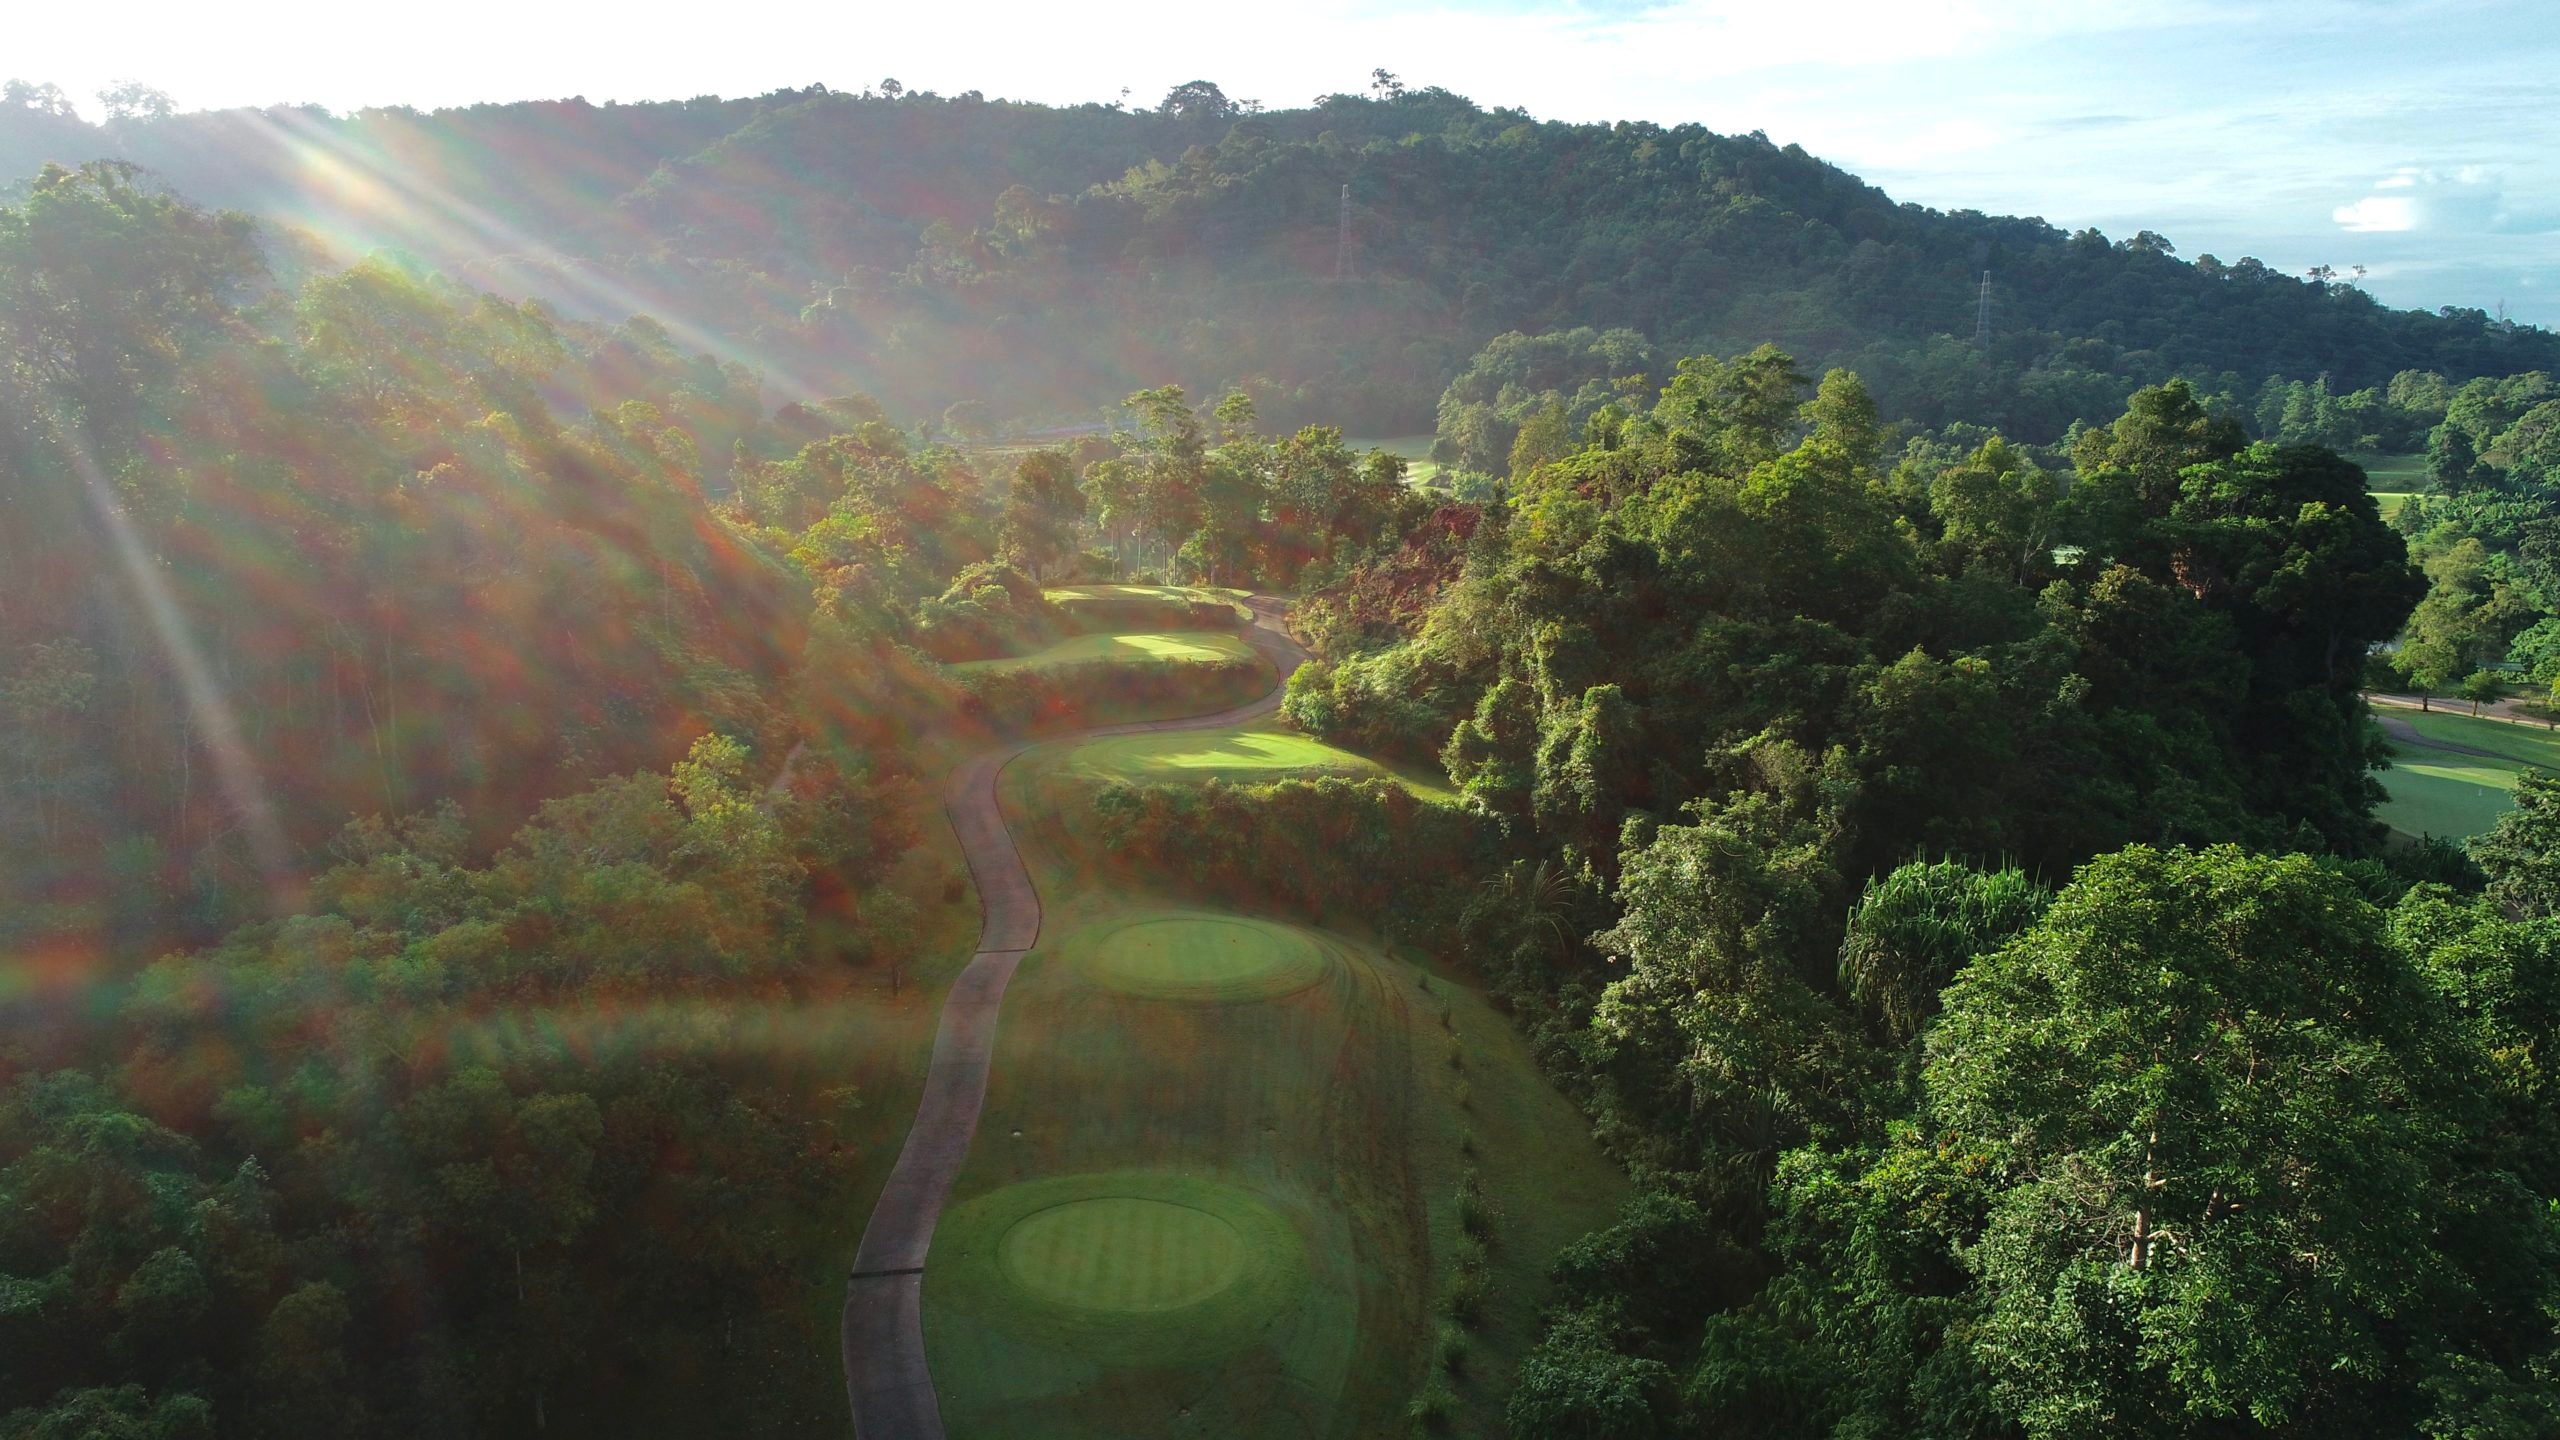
[842,597,1305,1439]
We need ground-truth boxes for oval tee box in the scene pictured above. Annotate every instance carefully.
[928,1169,1313,1369]
[1067,911,1334,1004]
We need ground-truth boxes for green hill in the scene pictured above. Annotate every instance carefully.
[6,85,2547,436]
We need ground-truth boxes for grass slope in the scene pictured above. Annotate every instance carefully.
[2365,702,2560,835]
[952,630,1258,675]
[921,898,1414,1439]
[1048,724,1457,800]
[918,720,1618,1438]
[1045,585,1255,631]
[2379,708,2560,839]
[2351,450,2424,522]
[1346,433,1443,487]
[2382,750,2522,840]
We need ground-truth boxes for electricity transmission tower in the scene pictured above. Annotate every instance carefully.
[1335,184,1352,282]
[1974,270,1993,348]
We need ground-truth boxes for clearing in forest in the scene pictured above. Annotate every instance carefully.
[910,685,1617,1438]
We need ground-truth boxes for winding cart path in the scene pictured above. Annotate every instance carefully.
[840,597,1305,1439]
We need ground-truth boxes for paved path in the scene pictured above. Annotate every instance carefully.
[841,598,1306,1439]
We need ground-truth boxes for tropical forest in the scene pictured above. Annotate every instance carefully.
[7,27,2560,1440]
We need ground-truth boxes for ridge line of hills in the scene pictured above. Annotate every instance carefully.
[5,79,2552,437]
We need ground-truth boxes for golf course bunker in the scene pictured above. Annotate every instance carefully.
[932,1171,1311,1367]
[1073,913,1331,1003]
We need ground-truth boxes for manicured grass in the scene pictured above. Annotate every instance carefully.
[932,1169,1313,1370]
[2376,709,2560,839]
[919,899,1401,1438]
[2349,453,2425,522]
[950,630,1257,675]
[1069,910,1333,1003]
[1043,585,1253,630]
[919,718,1620,1437]
[2381,749,2523,839]
[1050,724,1456,800]
[2393,708,2560,768]
[1347,433,1442,486]
[2351,451,2429,488]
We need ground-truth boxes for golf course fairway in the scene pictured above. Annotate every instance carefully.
[846,596,1623,1440]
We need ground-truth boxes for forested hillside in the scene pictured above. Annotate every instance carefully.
[10,67,2560,1440]
[3,78,2550,436]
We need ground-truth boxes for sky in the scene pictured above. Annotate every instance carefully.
[15,0,2560,324]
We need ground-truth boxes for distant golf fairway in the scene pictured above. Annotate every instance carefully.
[912,635,1619,1438]
[2353,451,2422,523]
[2381,751,2521,839]
[919,900,1395,1438]
[2378,708,2560,838]
[951,630,1258,675]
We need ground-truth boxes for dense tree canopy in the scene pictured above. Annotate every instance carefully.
[3,83,2548,435]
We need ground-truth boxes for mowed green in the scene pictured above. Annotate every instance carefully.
[2394,709,2560,767]
[2352,451,2429,488]
[2352,451,2425,522]
[921,724,1620,1437]
[1073,912,1332,1003]
[2382,751,2521,839]
[932,1167,1315,1377]
[919,902,1396,1438]
[1043,584,1253,630]
[950,630,1257,675]
[2378,708,2560,838]
[1345,433,1441,486]
[1054,725,1455,799]
[1005,1196,1245,1310]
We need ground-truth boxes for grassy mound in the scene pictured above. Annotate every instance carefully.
[932,1170,1312,1369]
[951,630,1257,675]
[950,647,1273,735]
[1045,584,1252,633]
[1052,725,1453,799]
[920,876,1621,1438]
[1070,911,1333,1003]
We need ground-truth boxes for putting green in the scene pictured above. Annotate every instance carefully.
[930,1170,1310,1368]
[1072,913,1331,1003]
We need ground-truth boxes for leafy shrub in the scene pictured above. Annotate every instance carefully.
[1087,775,1493,940]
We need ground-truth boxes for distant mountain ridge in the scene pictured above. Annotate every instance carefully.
[5,81,2550,435]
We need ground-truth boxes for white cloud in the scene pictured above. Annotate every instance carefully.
[2334,167,2511,235]
[2335,194,2421,231]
